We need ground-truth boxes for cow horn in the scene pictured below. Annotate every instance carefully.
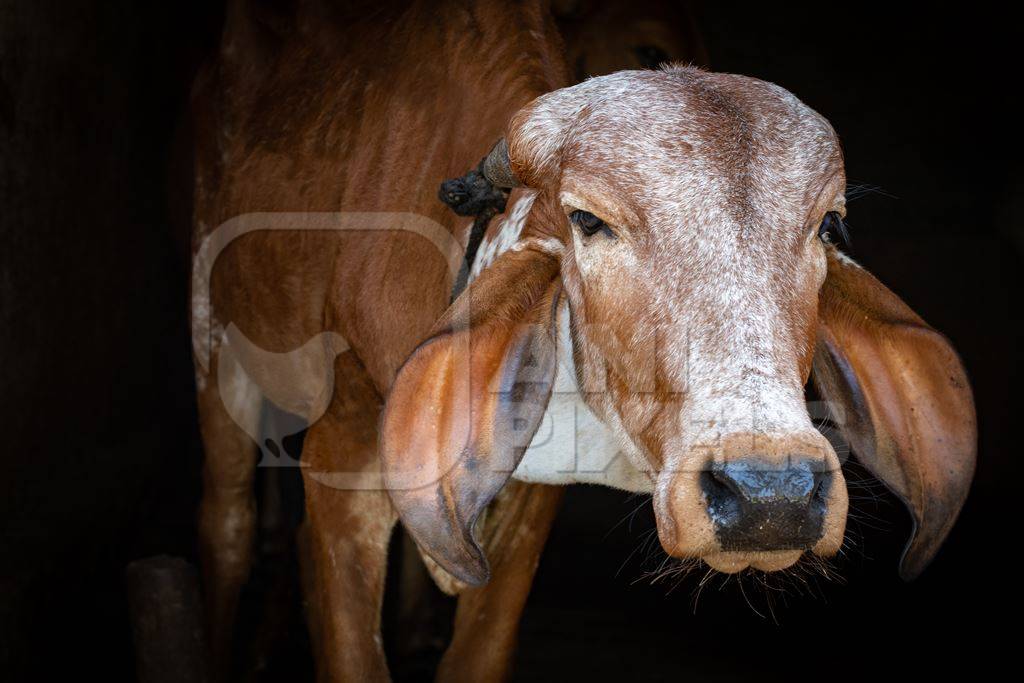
[482,138,521,188]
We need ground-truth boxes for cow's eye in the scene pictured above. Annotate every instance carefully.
[818,211,848,245]
[570,210,613,238]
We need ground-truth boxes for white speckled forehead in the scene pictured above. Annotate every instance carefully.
[512,67,845,232]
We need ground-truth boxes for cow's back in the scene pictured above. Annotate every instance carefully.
[192,0,567,393]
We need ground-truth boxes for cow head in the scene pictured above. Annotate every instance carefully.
[382,67,976,585]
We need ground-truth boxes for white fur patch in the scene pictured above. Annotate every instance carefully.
[514,301,654,492]
[469,193,536,278]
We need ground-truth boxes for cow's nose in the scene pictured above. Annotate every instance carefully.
[699,457,831,551]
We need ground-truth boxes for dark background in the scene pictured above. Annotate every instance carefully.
[1,2,1019,681]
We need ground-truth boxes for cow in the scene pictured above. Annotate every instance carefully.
[190,1,976,680]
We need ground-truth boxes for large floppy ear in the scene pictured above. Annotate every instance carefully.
[381,244,561,586]
[813,247,977,580]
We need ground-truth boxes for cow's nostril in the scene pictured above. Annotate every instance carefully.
[810,469,833,518]
[700,469,743,528]
[708,468,742,500]
[702,457,830,552]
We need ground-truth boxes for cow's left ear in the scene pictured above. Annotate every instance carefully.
[813,247,977,580]
[381,245,561,586]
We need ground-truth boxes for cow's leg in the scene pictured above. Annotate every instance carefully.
[298,353,396,682]
[436,482,563,683]
[195,352,262,679]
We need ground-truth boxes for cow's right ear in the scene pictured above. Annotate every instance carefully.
[381,245,561,586]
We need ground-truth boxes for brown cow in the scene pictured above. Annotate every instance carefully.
[191,1,976,680]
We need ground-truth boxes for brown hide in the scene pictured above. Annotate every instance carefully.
[192,0,569,396]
